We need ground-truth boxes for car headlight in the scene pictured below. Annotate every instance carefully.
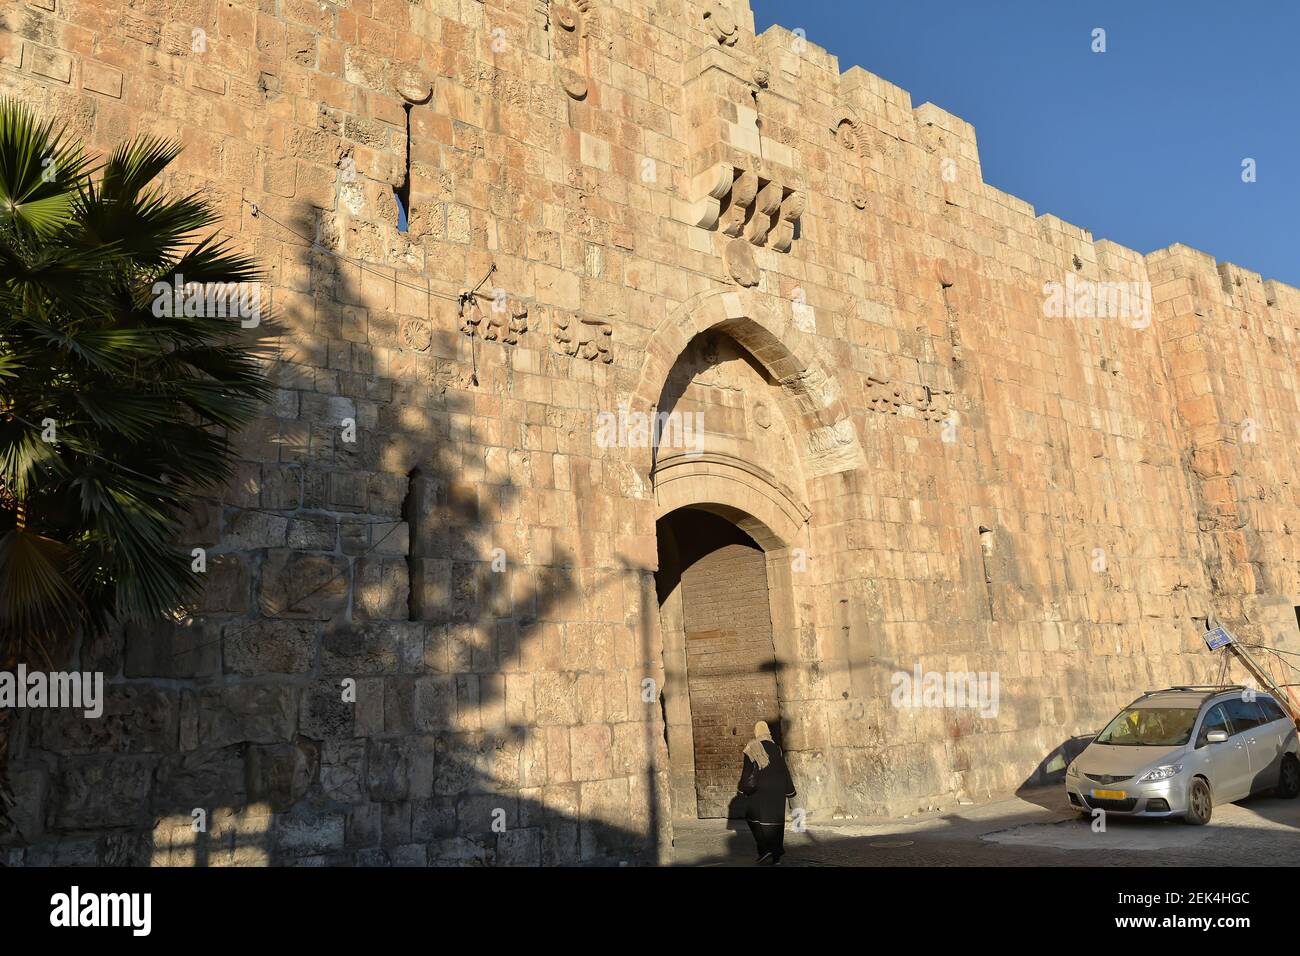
[1138,764,1182,782]
[1066,761,1080,777]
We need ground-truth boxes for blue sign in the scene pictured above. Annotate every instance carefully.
[1204,626,1234,650]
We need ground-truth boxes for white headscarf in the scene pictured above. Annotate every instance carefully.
[743,720,774,769]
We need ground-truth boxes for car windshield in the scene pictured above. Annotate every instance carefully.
[1095,707,1199,746]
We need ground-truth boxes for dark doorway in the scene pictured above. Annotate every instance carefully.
[656,508,781,819]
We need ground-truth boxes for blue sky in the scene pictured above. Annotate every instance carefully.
[752,1,1300,286]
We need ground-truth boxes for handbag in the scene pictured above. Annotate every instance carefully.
[740,758,761,795]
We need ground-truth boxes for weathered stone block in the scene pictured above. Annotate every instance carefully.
[298,679,355,739]
[36,685,179,755]
[125,618,221,679]
[414,675,455,732]
[247,740,317,811]
[198,685,297,747]
[197,555,251,614]
[353,557,410,620]
[7,769,48,843]
[53,757,155,829]
[569,724,612,782]
[154,746,247,813]
[26,43,71,83]
[287,513,337,550]
[410,797,457,841]
[320,622,423,674]
[345,803,381,847]
[380,800,411,846]
[224,619,317,675]
[222,509,289,549]
[260,550,349,619]
[273,811,346,857]
[321,739,366,803]
[496,827,542,866]
[365,735,435,802]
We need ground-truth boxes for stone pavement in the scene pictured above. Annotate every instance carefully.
[670,787,1300,867]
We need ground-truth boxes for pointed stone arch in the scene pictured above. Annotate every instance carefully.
[632,287,866,481]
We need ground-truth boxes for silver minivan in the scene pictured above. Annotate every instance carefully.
[1065,686,1299,824]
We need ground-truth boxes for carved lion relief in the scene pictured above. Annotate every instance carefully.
[552,311,613,363]
[460,295,529,345]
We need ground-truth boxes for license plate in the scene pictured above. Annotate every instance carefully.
[1092,789,1127,800]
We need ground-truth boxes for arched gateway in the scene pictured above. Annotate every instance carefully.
[636,289,863,821]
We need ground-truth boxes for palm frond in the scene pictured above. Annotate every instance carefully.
[0,529,86,640]
[0,97,96,238]
[0,101,272,654]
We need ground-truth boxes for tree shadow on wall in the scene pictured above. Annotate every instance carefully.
[9,199,664,867]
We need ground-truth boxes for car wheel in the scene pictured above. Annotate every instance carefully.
[1184,777,1212,825]
[1278,754,1300,799]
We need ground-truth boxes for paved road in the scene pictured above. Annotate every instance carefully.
[670,786,1300,866]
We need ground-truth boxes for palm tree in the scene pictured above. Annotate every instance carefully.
[0,98,272,665]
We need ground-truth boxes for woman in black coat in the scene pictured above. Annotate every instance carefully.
[737,720,797,864]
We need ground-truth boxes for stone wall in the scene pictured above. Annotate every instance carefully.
[3,0,1299,864]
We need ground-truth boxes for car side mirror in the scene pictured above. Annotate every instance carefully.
[1206,730,1228,744]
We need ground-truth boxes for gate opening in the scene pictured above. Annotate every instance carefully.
[655,507,781,819]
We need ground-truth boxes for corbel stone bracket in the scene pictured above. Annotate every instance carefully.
[691,162,804,253]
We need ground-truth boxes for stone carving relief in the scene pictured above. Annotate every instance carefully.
[834,115,875,215]
[834,113,898,159]
[865,375,955,423]
[685,336,741,390]
[807,418,857,455]
[559,68,588,100]
[724,238,759,287]
[778,363,840,414]
[552,0,605,98]
[552,0,599,41]
[835,118,865,153]
[389,351,474,392]
[460,294,529,345]
[393,65,433,104]
[554,4,579,32]
[703,2,739,45]
[692,163,804,255]
[399,317,432,351]
[552,311,613,362]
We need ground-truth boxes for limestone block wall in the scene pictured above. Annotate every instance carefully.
[1148,246,1300,660]
[2,0,1298,863]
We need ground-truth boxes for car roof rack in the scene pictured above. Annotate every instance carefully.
[1138,685,1248,697]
